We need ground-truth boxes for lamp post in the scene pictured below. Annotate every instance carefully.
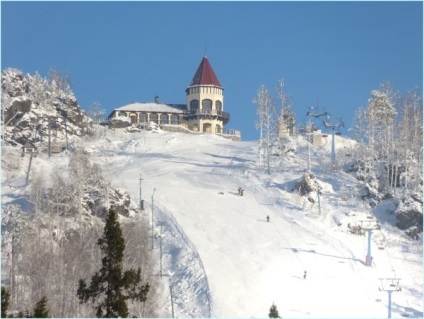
[151,188,156,250]
[169,273,175,318]
[159,223,163,276]
[139,173,144,210]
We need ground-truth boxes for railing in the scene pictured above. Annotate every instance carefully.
[221,129,241,137]
[183,109,230,121]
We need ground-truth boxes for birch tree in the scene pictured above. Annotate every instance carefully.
[397,88,423,191]
[253,85,277,174]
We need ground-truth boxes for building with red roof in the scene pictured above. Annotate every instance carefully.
[108,56,239,140]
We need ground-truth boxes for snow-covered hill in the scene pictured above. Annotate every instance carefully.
[73,129,421,318]
[1,126,422,317]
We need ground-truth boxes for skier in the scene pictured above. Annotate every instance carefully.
[266,215,270,222]
[238,187,244,196]
[303,270,307,279]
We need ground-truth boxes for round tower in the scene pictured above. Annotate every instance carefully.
[185,56,229,134]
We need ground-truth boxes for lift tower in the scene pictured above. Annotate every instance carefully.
[322,116,344,167]
[359,219,380,266]
[379,278,401,318]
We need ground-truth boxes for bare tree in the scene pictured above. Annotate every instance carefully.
[48,67,72,94]
[88,101,106,124]
[253,85,277,173]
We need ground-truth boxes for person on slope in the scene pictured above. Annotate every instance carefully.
[266,215,270,222]
[303,270,307,279]
[238,187,244,196]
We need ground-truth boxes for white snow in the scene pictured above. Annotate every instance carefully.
[2,129,422,318]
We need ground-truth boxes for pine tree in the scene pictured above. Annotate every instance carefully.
[1,286,10,318]
[269,302,281,318]
[33,296,50,318]
[77,208,150,318]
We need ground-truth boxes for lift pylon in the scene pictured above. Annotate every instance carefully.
[379,278,401,318]
[359,220,380,266]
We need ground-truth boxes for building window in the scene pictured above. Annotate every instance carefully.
[190,99,199,111]
[160,114,169,124]
[171,114,179,125]
[202,99,212,111]
[140,113,148,123]
[119,111,126,117]
[130,114,137,124]
[150,113,158,123]
[216,100,222,111]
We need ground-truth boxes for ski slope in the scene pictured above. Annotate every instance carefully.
[82,129,422,318]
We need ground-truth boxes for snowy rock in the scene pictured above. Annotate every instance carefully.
[1,68,93,146]
[395,196,423,236]
[108,188,137,217]
[292,172,317,196]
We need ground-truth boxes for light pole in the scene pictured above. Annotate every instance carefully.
[139,173,144,210]
[317,186,322,215]
[331,128,336,167]
[151,188,156,250]
[169,273,175,318]
[159,223,163,276]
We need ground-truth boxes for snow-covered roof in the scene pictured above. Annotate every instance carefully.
[114,102,186,114]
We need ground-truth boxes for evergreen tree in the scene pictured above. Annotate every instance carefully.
[77,208,150,318]
[33,296,49,318]
[1,286,10,318]
[269,302,281,318]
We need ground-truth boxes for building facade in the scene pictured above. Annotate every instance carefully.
[108,56,238,138]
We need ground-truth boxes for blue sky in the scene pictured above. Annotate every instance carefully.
[1,1,422,141]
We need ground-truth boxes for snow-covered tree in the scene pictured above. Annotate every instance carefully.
[48,67,72,94]
[88,101,106,123]
[253,85,277,174]
[396,88,423,191]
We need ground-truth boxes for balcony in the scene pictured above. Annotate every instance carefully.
[183,109,230,125]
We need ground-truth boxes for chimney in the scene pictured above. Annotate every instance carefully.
[155,95,159,104]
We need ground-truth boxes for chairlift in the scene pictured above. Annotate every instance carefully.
[335,131,342,136]
[345,153,352,157]
[322,134,328,138]
[367,215,373,220]
[341,196,348,201]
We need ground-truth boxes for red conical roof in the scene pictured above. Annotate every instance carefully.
[189,56,222,87]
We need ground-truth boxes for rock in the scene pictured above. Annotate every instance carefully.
[395,196,423,232]
[108,188,136,217]
[4,99,32,124]
[292,172,316,196]
[396,209,423,231]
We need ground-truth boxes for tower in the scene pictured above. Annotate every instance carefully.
[185,56,229,134]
